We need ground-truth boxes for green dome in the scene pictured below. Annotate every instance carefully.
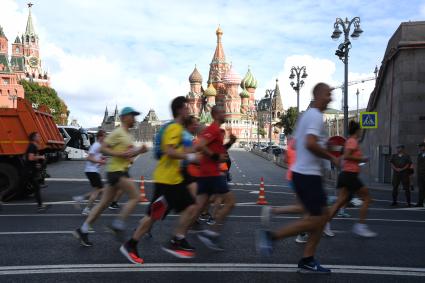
[240,67,258,89]
[240,88,250,98]
[204,83,217,96]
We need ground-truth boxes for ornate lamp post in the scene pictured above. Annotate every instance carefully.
[289,66,308,113]
[331,17,363,137]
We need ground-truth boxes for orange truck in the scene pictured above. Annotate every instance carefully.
[0,97,64,200]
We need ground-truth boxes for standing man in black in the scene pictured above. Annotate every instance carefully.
[26,132,49,211]
[415,142,425,207]
[390,145,412,207]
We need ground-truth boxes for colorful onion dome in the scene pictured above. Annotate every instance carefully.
[240,87,250,98]
[189,65,202,84]
[223,64,241,85]
[240,67,258,89]
[204,83,217,96]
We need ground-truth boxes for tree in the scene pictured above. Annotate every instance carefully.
[277,107,298,137]
[20,80,69,125]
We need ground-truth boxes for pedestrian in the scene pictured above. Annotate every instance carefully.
[73,130,107,216]
[390,145,412,207]
[415,142,425,207]
[120,96,199,263]
[328,120,377,237]
[257,82,339,274]
[26,132,49,211]
[73,107,148,246]
[195,105,237,251]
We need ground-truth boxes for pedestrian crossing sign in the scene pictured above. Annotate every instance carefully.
[360,112,378,129]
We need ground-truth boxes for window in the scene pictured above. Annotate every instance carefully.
[2,78,10,85]
[15,47,20,53]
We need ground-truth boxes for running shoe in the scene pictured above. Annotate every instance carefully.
[150,196,168,220]
[261,206,272,227]
[298,258,331,274]
[256,229,273,256]
[109,202,120,210]
[81,207,91,216]
[206,215,216,226]
[198,213,211,222]
[352,223,377,238]
[106,224,126,242]
[295,233,309,243]
[37,204,50,212]
[73,228,93,247]
[337,209,351,218]
[197,231,224,251]
[161,237,195,258]
[88,225,95,233]
[120,242,144,264]
[323,223,335,237]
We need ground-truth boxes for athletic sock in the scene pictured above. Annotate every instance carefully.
[128,238,138,247]
[81,222,90,233]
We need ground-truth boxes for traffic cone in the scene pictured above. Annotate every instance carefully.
[256,177,268,205]
[139,176,148,203]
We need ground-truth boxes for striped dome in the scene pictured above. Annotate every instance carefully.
[240,88,250,98]
[223,65,241,85]
[241,67,258,89]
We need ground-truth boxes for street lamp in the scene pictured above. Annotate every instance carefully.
[245,108,254,147]
[289,66,307,113]
[265,89,276,144]
[331,17,363,137]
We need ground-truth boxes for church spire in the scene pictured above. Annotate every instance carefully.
[25,3,36,36]
[212,25,225,63]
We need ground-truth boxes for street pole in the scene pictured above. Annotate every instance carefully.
[356,88,359,121]
[289,66,307,114]
[266,89,275,144]
[332,17,363,137]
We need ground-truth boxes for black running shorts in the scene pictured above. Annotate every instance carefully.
[182,166,197,185]
[106,171,130,186]
[197,176,229,196]
[337,171,364,193]
[85,172,103,188]
[292,172,327,216]
[147,182,195,218]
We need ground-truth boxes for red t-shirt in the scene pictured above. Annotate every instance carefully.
[343,137,361,173]
[200,122,225,177]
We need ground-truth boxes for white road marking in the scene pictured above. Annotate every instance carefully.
[250,191,259,194]
[242,175,246,178]
[0,263,424,277]
[0,214,424,223]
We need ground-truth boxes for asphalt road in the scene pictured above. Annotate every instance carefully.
[1,149,424,282]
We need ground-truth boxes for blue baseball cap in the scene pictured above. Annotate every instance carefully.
[120,107,140,116]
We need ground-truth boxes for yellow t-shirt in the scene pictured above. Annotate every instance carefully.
[153,123,184,185]
[104,127,134,172]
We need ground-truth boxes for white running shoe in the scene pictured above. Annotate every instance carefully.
[323,222,335,237]
[295,233,309,243]
[82,207,91,216]
[261,206,272,227]
[352,223,377,238]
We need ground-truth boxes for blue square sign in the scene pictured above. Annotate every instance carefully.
[360,112,378,129]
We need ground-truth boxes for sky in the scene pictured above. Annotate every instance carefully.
[1,0,424,127]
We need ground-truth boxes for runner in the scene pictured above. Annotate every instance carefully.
[328,120,377,237]
[195,105,237,251]
[73,107,148,247]
[26,132,49,211]
[257,82,339,274]
[73,130,107,215]
[120,96,199,263]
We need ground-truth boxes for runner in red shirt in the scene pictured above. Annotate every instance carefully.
[195,105,236,251]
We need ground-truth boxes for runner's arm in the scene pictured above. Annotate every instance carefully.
[306,134,339,165]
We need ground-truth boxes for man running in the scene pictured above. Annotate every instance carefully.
[195,105,236,251]
[328,120,377,237]
[73,107,147,246]
[120,96,199,263]
[257,82,339,274]
[73,130,107,215]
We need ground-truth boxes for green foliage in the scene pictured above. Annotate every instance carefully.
[257,127,266,138]
[20,80,69,124]
[278,107,298,137]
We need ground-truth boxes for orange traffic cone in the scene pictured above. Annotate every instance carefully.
[139,176,148,203]
[256,177,268,205]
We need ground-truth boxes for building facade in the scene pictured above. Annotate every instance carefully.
[362,21,425,183]
[0,3,50,109]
